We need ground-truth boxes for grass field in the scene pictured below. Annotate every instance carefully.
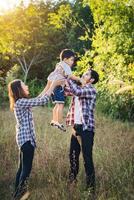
[0,106,133,200]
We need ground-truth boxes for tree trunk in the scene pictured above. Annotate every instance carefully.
[24,70,28,83]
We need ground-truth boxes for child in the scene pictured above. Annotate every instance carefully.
[41,49,81,132]
[8,79,62,200]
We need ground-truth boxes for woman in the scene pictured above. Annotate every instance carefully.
[8,79,63,200]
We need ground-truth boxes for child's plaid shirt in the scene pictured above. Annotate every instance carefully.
[66,79,96,131]
[14,95,49,149]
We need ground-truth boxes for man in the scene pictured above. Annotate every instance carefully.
[66,69,99,192]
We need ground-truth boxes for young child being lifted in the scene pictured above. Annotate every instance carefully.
[41,49,82,132]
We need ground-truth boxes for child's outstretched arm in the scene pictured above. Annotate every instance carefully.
[68,74,80,81]
[68,74,84,85]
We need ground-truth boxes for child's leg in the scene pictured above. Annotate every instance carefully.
[51,103,66,132]
[51,86,65,123]
[52,103,64,123]
[50,86,66,130]
[52,104,58,122]
[57,103,64,124]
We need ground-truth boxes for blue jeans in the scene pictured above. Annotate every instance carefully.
[15,141,35,190]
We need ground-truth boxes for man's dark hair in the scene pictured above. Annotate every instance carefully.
[60,49,75,60]
[90,69,99,84]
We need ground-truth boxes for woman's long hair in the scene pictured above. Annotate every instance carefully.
[8,79,26,111]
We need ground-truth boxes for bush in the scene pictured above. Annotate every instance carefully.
[27,78,45,97]
[96,86,134,121]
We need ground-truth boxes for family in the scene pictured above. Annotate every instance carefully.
[8,49,99,200]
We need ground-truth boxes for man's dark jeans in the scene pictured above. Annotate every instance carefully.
[69,124,95,188]
[15,141,35,190]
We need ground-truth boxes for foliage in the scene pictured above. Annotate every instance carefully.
[76,0,134,121]
[0,0,133,120]
[0,1,66,83]
[28,78,45,97]
[49,0,94,53]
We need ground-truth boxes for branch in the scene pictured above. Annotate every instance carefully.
[34,58,45,65]
[28,56,35,69]
[23,55,27,71]
[16,57,26,73]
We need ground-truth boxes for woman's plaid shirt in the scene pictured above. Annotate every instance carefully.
[66,79,96,131]
[14,95,49,149]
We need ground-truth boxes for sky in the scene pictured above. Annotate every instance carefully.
[0,0,29,10]
[0,0,30,14]
[0,0,63,14]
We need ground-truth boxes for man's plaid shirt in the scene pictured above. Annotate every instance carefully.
[66,79,96,131]
[14,95,49,149]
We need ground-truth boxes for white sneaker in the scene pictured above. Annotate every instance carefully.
[56,123,66,132]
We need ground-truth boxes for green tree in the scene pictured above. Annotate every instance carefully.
[49,0,94,53]
[0,1,67,83]
[78,0,134,120]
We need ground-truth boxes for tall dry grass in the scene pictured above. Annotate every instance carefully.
[0,107,133,200]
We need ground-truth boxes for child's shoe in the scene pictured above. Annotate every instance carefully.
[54,122,66,132]
[57,123,66,132]
[51,121,66,132]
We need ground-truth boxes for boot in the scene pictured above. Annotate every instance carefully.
[13,179,30,200]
